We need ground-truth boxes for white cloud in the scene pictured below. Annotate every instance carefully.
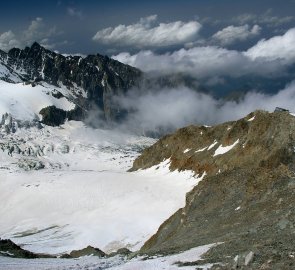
[212,24,261,45]
[113,28,295,79]
[23,17,58,46]
[0,17,60,52]
[245,28,295,62]
[112,47,275,79]
[0,31,21,51]
[113,48,248,78]
[92,15,202,49]
[113,81,295,133]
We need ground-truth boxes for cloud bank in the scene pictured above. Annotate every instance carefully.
[212,24,261,45]
[113,28,295,79]
[234,10,294,27]
[113,81,295,134]
[92,15,202,49]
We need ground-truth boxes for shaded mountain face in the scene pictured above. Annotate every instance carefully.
[132,110,295,269]
[0,42,142,123]
[0,239,54,259]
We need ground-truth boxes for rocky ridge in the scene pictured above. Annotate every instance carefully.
[0,42,142,123]
[0,239,120,259]
[0,239,54,259]
[130,110,295,269]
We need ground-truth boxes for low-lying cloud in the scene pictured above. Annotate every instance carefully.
[112,47,279,79]
[111,81,295,135]
[92,15,202,49]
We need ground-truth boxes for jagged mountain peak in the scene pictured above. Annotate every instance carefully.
[0,42,142,124]
[30,41,43,49]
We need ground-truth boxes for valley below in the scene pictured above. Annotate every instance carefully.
[0,119,209,269]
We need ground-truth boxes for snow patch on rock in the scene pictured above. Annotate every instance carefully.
[213,139,239,157]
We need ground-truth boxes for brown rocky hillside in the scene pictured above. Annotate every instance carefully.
[131,110,295,269]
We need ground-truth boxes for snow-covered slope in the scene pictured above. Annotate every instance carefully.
[0,243,218,270]
[0,118,200,255]
[0,62,22,83]
[0,80,75,121]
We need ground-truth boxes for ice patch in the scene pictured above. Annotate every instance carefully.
[207,140,218,150]
[247,116,255,121]
[213,139,239,157]
[195,146,207,153]
[183,148,191,153]
[112,243,218,270]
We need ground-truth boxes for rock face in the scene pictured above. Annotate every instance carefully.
[61,246,106,258]
[0,42,142,123]
[0,239,53,258]
[132,110,295,269]
[39,105,85,126]
[0,239,106,259]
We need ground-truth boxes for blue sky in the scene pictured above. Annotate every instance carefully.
[0,0,294,54]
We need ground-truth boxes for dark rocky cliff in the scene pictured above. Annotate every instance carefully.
[0,42,142,123]
[133,110,295,269]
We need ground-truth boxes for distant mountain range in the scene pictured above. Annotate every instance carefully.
[0,42,142,125]
[1,42,294,133]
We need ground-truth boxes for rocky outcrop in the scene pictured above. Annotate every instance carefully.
[133,110,295,269]
[61,246,106,258]
[39,105,85,126]
[0,239,132,260]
